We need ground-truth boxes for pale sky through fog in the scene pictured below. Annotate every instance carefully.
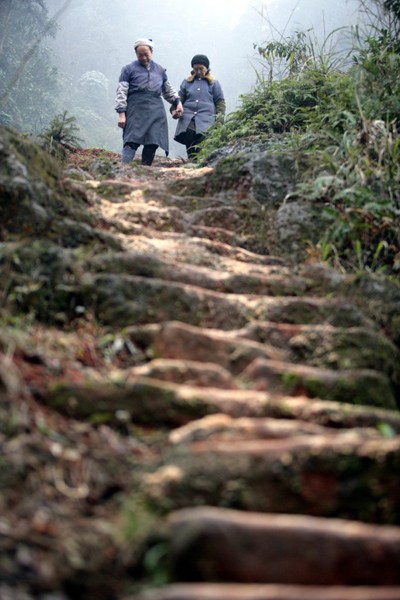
[197,0,259,28]
[155,0,361,33]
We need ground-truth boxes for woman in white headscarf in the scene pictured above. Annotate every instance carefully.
[115,38,183,165]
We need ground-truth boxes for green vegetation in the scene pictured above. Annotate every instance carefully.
[39,110,82,158]
[198,0,400,274]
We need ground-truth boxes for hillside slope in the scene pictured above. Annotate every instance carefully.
[1,129,400,599]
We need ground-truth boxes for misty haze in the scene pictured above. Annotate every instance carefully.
[45,0,362,157]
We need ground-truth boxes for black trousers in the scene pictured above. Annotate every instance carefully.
[123,142,158,165]
[183,130,205,159]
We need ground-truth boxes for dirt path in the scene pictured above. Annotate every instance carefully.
[1,150,400,600]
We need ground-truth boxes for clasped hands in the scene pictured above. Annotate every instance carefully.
[171,101,184,120]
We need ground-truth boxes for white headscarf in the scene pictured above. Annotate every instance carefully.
[134,38,154,50]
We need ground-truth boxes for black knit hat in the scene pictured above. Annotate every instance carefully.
[191,54,210,69]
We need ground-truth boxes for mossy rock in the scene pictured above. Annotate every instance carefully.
[0,240,86,322]
[0,125,112,246]
[170,149,310,207]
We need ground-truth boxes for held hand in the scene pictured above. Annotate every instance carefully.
[173,102,184,118]
[118,113,126,129]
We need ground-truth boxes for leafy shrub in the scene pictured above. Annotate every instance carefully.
[40,110,82,159]
[198,1,400,274]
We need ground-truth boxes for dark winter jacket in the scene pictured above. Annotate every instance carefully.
[174,72,225,141]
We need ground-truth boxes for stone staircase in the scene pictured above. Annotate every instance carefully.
[2,130,400,598]
[68,159,400,599]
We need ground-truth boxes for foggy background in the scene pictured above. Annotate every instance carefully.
[46,0,363,157]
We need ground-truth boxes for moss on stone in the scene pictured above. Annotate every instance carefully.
[280,369,396,410]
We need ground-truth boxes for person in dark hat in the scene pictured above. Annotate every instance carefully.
[173,54,225,159]
[115,38,183,165]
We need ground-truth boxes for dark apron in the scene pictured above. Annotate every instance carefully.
[123,90,169,154]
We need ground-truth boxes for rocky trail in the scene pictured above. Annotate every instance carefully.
[1,132,400,600]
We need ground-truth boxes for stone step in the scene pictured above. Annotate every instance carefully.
[83,273,373,329]
[237,321,399,379]
[141,435,400,523]
[45,376,400,432]
[127,319,400,381]
[187,224,250,247]
[186,204,242,229]
[299,265,400,346]
[123,232,285,268]
[160,507,400,585]
[129,355,396,410]
[95,193,253,242]
[132,359,238,389]
[124,322,398,409]
[88,250,306,296]
[128,321,286,374]
[241,358,396,410]
[125,320,392,378]
[168,414,379,445]
[129,583,400,600]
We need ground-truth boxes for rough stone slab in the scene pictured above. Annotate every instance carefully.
[94,232,284,273]
[164,507,400,585]
[247,296,372,328]
[142,436,400,523]
[129,583,400,600]
[45,376,281,423]
[272,396,400,432]
[241,357,397,410]
[45,376,400,432]
[83,273,252,328]
[238,321,400,379]
[300,265,400,346]
[124,320,400,397]
[126,321,398,396]
[88,250,303,295]
[132,359,238,389]
[83,273,371,328]
[168,414,378,445]
[147,321,284,374]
